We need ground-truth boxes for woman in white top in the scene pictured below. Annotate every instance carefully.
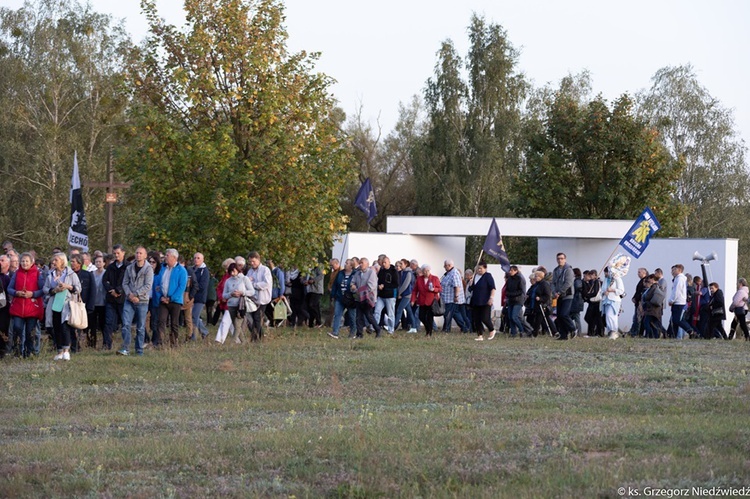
[601,267,625,339]
[43,253,82,360]
[215,263,256,344]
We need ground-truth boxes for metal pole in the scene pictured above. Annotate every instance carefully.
[106,152,113,253]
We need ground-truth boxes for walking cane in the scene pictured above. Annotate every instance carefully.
[539,302,552,337]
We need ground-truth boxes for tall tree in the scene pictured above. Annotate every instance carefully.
[637,65,750,237]
[344,97,423,232]
[516,82,684,234]
[638,64,750,277]
[0,0,130,252]
[121,0,353,267]
[413,14,527,218]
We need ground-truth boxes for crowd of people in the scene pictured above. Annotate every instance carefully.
[325,252,747,342]
[1,241,745,361]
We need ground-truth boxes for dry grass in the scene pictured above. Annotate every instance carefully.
[1,328,749,497]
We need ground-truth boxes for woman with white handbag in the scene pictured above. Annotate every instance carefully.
[43,253,82,361]
[215,263,256,345]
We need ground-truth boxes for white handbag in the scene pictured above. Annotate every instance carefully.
[68,293,88,330]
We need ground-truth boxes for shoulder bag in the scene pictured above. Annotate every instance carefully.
[431,294,445,316]
[68,293,88,330]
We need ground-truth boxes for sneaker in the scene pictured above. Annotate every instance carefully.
[327,332,339,339]
[610,331,620,340]
[487,330,496,340]
[62,351,70,361]
[475,336,484,341]
[407,328,417,334]
[117,349,129,356]
[53,353,64,361]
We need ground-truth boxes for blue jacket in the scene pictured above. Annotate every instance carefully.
[163,264,188,305]
[151,270,163,307]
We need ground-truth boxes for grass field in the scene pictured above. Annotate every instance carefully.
[1,327,749,498]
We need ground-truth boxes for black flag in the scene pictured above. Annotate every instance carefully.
[68,151,88,251]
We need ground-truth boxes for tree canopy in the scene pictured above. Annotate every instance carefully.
[120,0,353,266]
[516,80,684,234]
[413,14,527,218]
[0,0,130,252]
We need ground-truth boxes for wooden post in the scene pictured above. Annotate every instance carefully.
[84,150,131,253]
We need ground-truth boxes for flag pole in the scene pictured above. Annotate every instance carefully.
[598,245,620,277]
[475,249,484,271]
[338,233,349,264]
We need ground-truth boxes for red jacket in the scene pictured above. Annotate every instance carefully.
[411,274,442,307]
[9,266,44,320]
[217,272,231,311]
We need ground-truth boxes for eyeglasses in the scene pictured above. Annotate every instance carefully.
[148,260,156,264]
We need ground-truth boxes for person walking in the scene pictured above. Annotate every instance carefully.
[468,261,496,341]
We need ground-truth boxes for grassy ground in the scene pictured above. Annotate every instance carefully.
[1,327,749,498]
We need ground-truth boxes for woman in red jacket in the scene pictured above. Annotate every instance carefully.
[7,253,45,357]
[411,264,442,337]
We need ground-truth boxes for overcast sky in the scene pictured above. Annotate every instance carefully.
[6,0,750,148]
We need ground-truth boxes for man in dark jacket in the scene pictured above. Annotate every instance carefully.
[190,252,210,340]
[70,253,93,353]
[707,282,727,339]
[179,255,196,340]
[552,253,576,339]
[102,244,127,350]
[628,268,649,337]
[505,266,526,337]
[374,256,399,333]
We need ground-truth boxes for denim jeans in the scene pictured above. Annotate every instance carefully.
[104,301,124,350]
[191,302,209,339]
[670,304,693,339]
[332,300,356,336]
[11,316,37,357]
[373,297,396,331]
[508,303,524,336]
[556,298,575,337]
[149,305,160,343]
[122,300,149,353]
[395,295,417,330]
[442,302,469,332]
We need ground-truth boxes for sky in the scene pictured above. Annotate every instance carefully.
[5,0,750,147]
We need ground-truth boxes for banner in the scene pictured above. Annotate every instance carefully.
[354,178,377,224]
[619,207,660,259]
[482,218,510,272]
[67,151,89,251]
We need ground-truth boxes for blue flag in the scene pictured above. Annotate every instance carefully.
[482,218,510,272]
[354,178,377,224]
[619,207,661,259]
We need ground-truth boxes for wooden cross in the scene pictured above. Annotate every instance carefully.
[84,152,131,253]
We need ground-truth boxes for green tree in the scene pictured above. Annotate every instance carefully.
[638,64,750,276]
[413,14,527,219]
[638,65,749,236]
[344,97,423,232]
[121,0,353,267]
[516,83,684,234]
[0,0,130,253]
